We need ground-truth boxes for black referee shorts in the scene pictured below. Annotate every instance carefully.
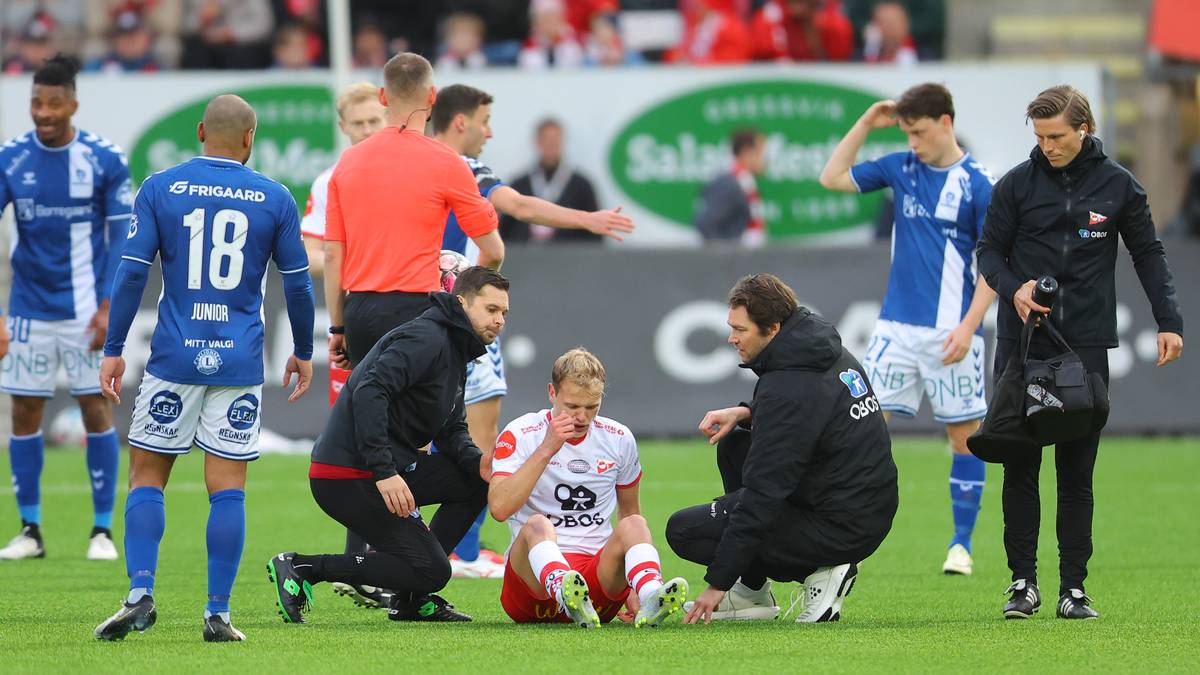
[343,291,431,366]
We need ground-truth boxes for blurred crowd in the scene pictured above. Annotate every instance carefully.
[2,0,944,74]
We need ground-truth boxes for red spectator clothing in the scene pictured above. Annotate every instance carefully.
[565,0,618,36]
[863,35,918,64]
[667,8,752,65]
[749,0,854,62]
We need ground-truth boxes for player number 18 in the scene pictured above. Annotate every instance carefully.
[182,207,248,291]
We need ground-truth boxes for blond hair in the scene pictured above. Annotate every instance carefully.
[336,82,380,119]
[551,348,606,394]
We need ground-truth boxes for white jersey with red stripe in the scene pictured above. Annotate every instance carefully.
[300,164,334,239]
[493,410,643,556]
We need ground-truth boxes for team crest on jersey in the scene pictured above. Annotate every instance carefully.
[194,348,223,375]
[21,171,36,186]
[1088,211,1108,225]
[596,459,617,474]
[839,369,869,398]
[15,199,34,222]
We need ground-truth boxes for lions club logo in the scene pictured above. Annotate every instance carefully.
[839,369,869,398]
[194,348,223,375]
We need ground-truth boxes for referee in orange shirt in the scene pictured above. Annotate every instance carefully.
[324,52,503,370]
[321,53,503,608]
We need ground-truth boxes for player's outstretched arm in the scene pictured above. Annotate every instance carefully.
[488,185,634,241]
[819,100,897,193]
[470,230,505,271]
[488,412,574,521]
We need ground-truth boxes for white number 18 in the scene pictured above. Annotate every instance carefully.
[182,207,248,291]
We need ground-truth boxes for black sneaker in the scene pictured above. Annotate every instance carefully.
[387,593,472,622]
[1003,579,1041,619]
[94,596,157,640]
[1056,589,1099,620]
[266,552,314,623]
[332,582,393,609]
[203,614,247,642]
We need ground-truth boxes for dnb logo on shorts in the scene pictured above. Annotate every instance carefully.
[227,394,259,430]
[839,369,869,398]
[148,390,183,424]
[194,348,223,375]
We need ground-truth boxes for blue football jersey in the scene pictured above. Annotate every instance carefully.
[0,130,133,320]
[850,151,995,331]
[443,156,503,255]
[122,156,309,385]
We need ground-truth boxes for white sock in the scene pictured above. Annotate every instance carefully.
[203,609,231,623]
[625,543,664,607]
[528,540,570,596]
[126,588,150,604]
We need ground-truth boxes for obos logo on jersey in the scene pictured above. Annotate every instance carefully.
[194,348,223,375]
[148,390,183,424]
[554,484,597,511]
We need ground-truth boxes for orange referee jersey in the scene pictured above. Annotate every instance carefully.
[325,127,498,292]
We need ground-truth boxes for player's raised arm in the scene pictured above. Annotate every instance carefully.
[273,194,315,402]
[488,185,634,241]
[488,412,573,521]
[819,100,897,193]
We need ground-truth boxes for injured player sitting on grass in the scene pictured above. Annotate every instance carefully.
[487,348,688,628]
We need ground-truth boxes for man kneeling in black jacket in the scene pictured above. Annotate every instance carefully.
[268,267,509,624]
[668,274,898,624]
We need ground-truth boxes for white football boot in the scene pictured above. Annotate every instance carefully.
[683,578,780,621]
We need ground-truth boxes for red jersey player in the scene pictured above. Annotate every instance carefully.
[487,348,688,628]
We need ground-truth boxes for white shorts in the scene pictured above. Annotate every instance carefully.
[862,319,987,424]
[127,372,263,461]
[465,339,506,406]
[0,315,103,397]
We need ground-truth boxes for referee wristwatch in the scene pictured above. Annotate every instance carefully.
[328,325,345,335]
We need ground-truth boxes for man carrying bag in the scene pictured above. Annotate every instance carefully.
[976,85,1183,621]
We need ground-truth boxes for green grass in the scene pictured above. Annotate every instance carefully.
[0,437,1197,673]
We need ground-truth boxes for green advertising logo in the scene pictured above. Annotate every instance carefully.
[129,85,337,204]
[609,80,908,239]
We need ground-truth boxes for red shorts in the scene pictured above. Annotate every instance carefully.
[501,549,630,624]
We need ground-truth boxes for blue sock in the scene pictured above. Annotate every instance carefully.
[205,489,246,616]
[9,433,45,525]
[86,428,120,530]
[125,486,165,597]
[452,509,486,562]
[949,453,986,553]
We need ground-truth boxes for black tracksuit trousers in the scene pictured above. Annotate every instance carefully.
[994,339,1110,594]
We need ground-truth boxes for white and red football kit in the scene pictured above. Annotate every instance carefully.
[493,410,643,623]
[301,164,349,405]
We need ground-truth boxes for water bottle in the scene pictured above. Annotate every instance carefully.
[1032,275,1059,310]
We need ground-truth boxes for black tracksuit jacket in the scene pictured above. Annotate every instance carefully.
[310,292,485,480]
[704,308,898,590]
[977,137,1183,346]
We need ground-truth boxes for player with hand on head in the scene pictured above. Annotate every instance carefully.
[489,348,687,629]
[93,94,315,642]
[820,83,996,576]
[0,54,132,562]
[428,84,633,582]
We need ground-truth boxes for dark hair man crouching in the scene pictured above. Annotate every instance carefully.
[667,274,899,625]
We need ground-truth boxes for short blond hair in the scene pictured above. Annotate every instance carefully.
[336,82,380,119]
[551,348,606,394]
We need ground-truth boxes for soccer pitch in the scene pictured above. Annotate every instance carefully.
[1,437,1196,673]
